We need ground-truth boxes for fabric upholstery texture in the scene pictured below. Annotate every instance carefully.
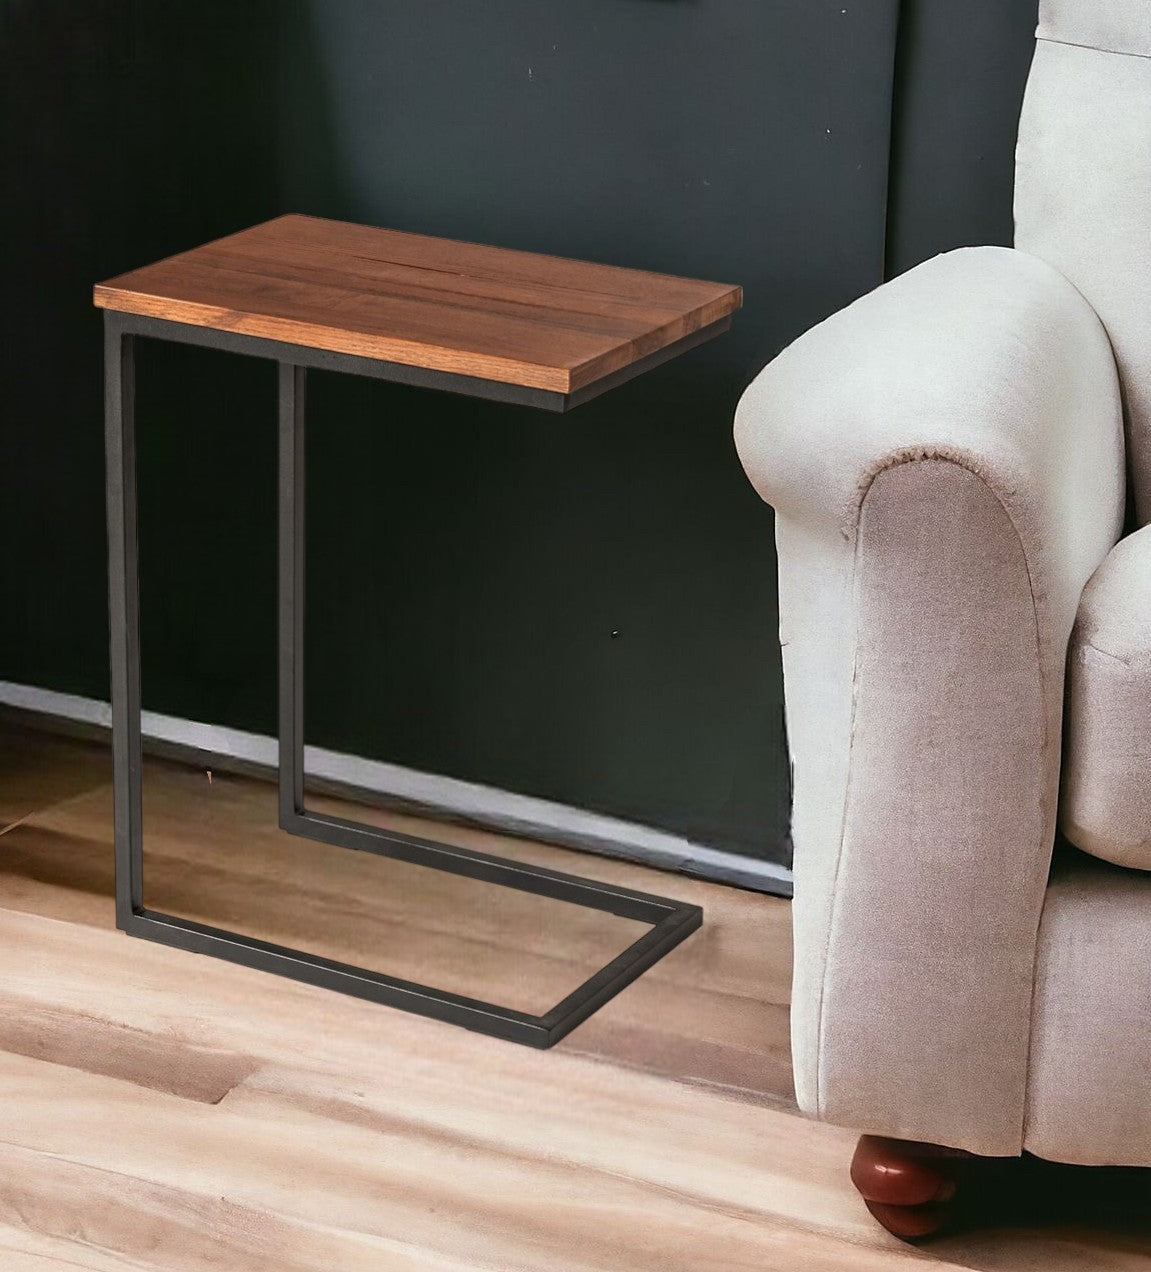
[1026,852,1151,1166]
[1037,0,1151,58]
[1015,19,1151,523]
[734,246,1125,1156]
[1061,525,1151,870]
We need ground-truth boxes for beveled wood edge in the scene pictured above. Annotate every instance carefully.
[563,316,734,411]
[565,291,741,392]
[99,311,568,411]
[92,285,574,392]
[92,270,741,394]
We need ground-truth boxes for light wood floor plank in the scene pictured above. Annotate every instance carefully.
[1,757,793,1105]
[0,725,110,833]
[0,1049,939,1272]
[0,1139,487,1272]
[0,722,1148,1270]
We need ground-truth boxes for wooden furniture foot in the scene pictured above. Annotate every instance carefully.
[851,1135,969,1239]
[851,1135,1151,1240]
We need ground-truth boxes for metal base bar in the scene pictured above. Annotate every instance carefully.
[103,311,703,1049]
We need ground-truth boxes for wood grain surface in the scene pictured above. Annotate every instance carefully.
[0,718,1147,1270]
[93,215,741,392]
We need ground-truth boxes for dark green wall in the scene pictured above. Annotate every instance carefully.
[1,0,1035,867]
[886,0,1038,278]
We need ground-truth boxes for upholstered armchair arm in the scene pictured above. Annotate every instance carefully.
[735,247,1125,1155]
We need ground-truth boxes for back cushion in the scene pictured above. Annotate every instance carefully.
[1014,0,1151,524]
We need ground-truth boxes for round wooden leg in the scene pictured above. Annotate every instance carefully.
[850,1135,970,1239]
[852,1134,1151,1240]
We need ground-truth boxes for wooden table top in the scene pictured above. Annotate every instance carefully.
[94,215,741,394]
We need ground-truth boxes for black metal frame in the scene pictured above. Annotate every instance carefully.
[103,310,704,1048]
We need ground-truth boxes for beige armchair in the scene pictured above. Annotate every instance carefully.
[734,0,1150,1232]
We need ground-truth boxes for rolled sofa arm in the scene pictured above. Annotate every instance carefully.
[735,246,1125,1156]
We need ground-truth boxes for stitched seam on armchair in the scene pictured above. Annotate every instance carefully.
[1081,640,1138,667]
[810,533,863,1120]
[1036,36,1151,63]
[817,452,1049,1143]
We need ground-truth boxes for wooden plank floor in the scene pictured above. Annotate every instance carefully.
[0,718,1148,1270]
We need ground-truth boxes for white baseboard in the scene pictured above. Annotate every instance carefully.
[0,679,793,897]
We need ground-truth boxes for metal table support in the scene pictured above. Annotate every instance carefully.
[103,311,704,1048]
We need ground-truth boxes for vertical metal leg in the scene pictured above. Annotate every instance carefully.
[278,363,307,829]
[104,317,143,927]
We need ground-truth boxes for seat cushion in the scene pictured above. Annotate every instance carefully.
[1061,526,1151,870]
[1025,851,1151,1166]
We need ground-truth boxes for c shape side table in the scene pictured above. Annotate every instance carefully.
[94,215,741,1048]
